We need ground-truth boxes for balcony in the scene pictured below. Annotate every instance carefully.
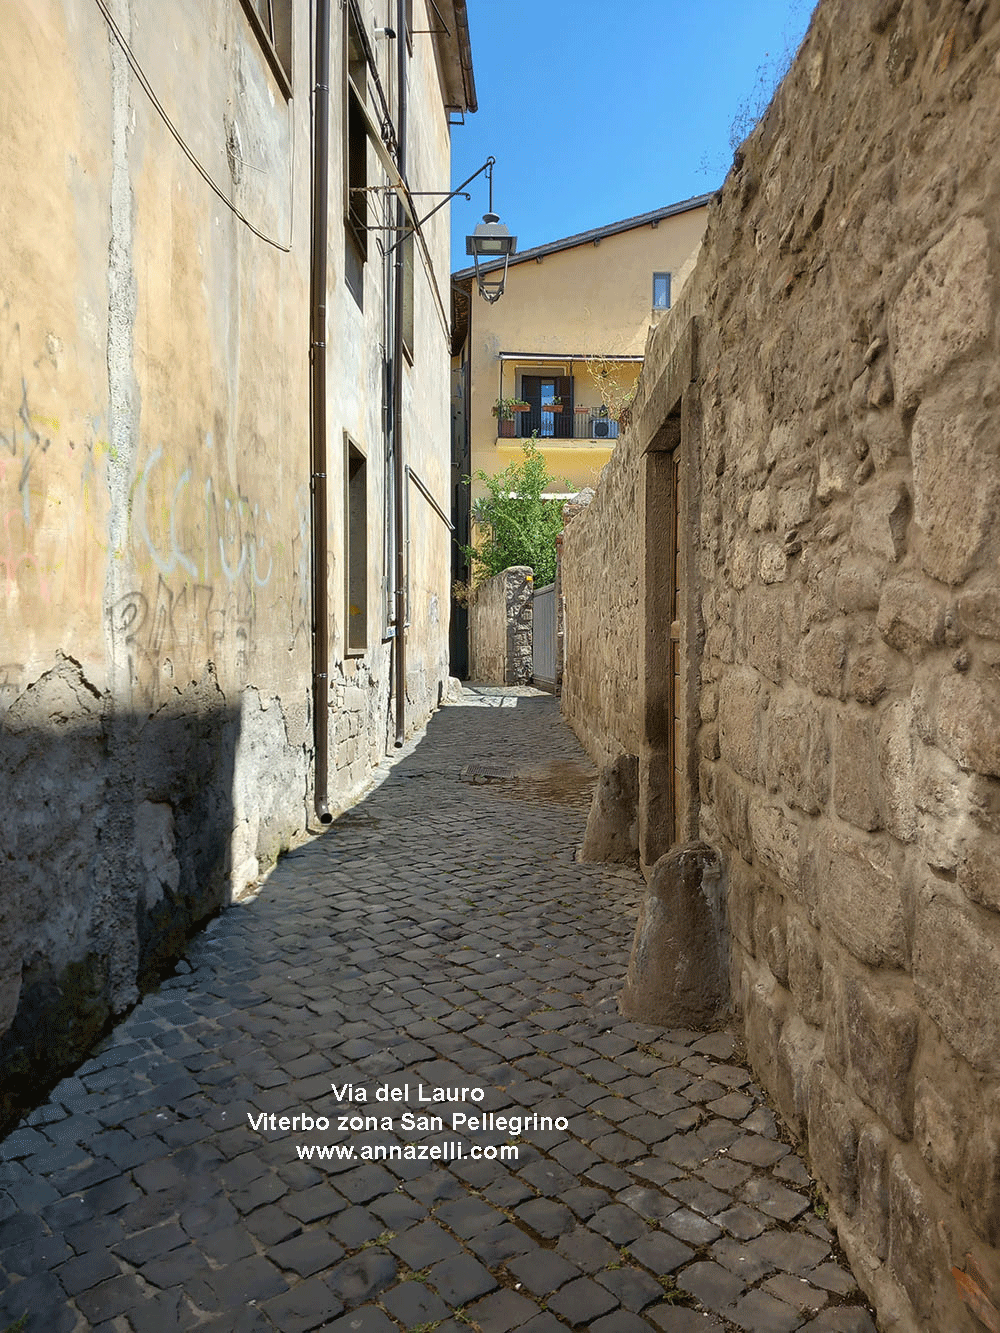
[494,358,639,445]
[498,407,620,441]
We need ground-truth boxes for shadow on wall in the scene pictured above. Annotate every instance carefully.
[0,659,239,1135]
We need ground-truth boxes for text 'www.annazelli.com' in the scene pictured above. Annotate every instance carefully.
[294,1141,518,1162]
[247,1091,571,1163]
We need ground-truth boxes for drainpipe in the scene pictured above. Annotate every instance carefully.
[391,0,407,746]
[311,0,334,822]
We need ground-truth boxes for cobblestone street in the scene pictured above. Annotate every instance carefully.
[1,690,877,1333]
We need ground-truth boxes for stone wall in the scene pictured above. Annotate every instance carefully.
[561,448,642,769]
[468,567,533,684]
[561,1,1000,1327]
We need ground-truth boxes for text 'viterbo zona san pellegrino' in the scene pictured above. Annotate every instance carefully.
[245,1081,570,1164]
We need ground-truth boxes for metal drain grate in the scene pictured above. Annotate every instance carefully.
[460,762,518,782]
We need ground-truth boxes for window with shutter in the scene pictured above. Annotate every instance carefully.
[239,0,293,96]
[520,374,574,439]
[344,8,368,307]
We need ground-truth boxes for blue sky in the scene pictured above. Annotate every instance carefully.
[450,0,815,271]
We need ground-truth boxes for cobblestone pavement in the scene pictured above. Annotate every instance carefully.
[0,690,878,1333]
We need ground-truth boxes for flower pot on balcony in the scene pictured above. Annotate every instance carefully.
[498,418,516,437]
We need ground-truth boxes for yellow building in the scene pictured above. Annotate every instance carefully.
[449,195,710,673]
[452,195,711,504]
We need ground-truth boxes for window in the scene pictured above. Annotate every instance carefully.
[345,441,368,652]
[520,374,574,439]
[345,8,368,306]
[239,0,292,96]
[653,272,671,310]
[401,232,414,361]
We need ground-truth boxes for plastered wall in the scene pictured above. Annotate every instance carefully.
[1,0,456,1128]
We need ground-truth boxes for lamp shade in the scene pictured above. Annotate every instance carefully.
[465,212,517,257]
[465,213,517,304]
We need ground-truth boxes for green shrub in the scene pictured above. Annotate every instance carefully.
[462,438,567,587]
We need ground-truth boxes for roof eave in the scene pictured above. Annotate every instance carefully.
[430,0,477,115]
[451,191,715,281]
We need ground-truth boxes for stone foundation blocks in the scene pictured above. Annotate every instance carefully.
[834,712,885,832]
[837,970,919,1140]
[620,842,727,1027]
[742,966,791,1100]
[958,1089,1000,1247]
[775,1014,821,1139]
[889,215,990,413]
[876,574,946,657]
[958,832,1000,914]
[748,799,801,893]
[813,829,906,969]
[936,673,1000,779]
[795,624,846,698]
[726,853,757,956]
[850,479,910,562]
[786,914,824,1027]
[807,1063,860,1215]
[578,753,639,865]
[856,1123,890,1262]
[913,1076,962,1193]
[914,883,1000,1074]
[718,668,766,782]
[911,388,999,586]
[764,699,829,815]
[715,768,752,863]
[887,1155,942,1327]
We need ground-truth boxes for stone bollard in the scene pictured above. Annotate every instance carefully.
[578,753,639,865]
[619,841,728,1027]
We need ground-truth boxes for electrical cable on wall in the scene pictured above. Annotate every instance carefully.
[93,0,295,252]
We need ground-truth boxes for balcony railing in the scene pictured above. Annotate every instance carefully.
[500,409,620,441]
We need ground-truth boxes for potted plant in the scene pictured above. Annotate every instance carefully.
[543,397,563,412]
[493,397,530,437]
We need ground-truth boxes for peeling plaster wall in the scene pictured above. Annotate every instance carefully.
[0,657,239,1130]
[561,1,1000,1327]
[1,0,455,1126]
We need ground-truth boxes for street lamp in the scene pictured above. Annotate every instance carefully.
[464,159,516,304]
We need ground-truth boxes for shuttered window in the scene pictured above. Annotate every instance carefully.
[239,0,293,96]
[520,375,574,439]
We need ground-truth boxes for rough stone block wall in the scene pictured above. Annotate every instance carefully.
[561,448,641,768]
[0,658,241,1132]
[561,1,1000,1327]
[468,567,533,684]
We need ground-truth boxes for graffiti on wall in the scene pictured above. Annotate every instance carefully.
[109,449,311,706]
[108,577,252,706]
[133,445,274,590]
[1,308,312,709]
[1,312,61,608]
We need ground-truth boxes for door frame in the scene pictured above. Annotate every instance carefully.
[638,318,701,871]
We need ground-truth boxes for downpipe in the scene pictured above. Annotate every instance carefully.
[391,0,407,747]
[311,0,333,822]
